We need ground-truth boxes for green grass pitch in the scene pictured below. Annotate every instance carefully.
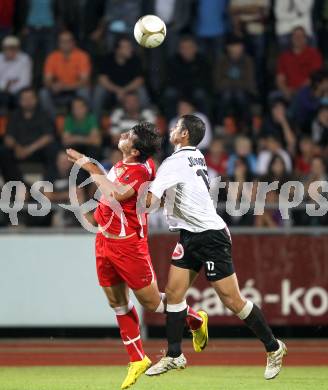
[0,366,327,390]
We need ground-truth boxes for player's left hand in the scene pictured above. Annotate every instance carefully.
[66,148,99,174]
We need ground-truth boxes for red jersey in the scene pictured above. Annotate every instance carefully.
[94,158,155,237]
[277,47,323,89]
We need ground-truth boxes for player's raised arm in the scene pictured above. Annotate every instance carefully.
[66,148,135,202]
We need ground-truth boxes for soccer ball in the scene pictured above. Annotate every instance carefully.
[134,15,166,49]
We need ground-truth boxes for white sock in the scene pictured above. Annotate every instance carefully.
[237,300,254,320]
[166,300,187,313]
[155,292,166,313]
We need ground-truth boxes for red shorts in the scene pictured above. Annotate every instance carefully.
[95,232,156,290]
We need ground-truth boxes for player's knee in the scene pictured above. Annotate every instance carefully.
[108,297,128,308]
[143,300,159,312]
[222,295,245,314]
[165,285,183,303]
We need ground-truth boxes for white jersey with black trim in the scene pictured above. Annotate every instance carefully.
[149,146,226,232]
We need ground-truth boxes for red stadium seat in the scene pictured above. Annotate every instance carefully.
[0,115,8,136]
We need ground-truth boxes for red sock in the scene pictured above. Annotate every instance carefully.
[186,306,203,331]
[115,304,145,362]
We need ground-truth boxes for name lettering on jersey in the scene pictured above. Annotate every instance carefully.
[188,157,206,168]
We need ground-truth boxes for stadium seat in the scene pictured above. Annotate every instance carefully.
[55,115,65,136]
[0,115,8,137]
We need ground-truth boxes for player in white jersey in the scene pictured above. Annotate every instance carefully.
[145,115,287,380]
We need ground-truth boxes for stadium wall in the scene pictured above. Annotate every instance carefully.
[0,234,142,327]
[0,230,327,333]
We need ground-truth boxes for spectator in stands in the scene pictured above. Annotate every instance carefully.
[108,92,156,146]
[276,27,323,102]
[230,0,270,91]
[20,0,58,87]
[21,0,56,61]
[90,0,141,50]
[316,0,328,61]
[44,150,85,227]
[256,154,291,227]
[143,0,192,54]
[101,149,123,171]
[214,35,257,124]
[0,36,32,112]
[290,69,328,132]
[93,36,147,119]
[62,97,101,159]
[164,36,211,119]
[56,0,104,49]
[227,135,257,176]
[295,136,317,177]
[142,0,194,93]
[297,156,328,226]
[256,134,292,175]
[261,98,296,154]
[204,137,228,179]
[311,104,328,157]
[304,156,328,188]
[274,0,315,50]
[194,0,229,60]
[169,98,212,151]
[0,0,16,42]
[227,156,255,226]
[40,31,91,119]
[2,87,58,182]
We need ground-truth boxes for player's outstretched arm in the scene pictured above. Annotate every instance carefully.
[66,148,135,202]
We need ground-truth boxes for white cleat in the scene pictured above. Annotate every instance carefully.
[264,339,287,380]
[145,353,187,376]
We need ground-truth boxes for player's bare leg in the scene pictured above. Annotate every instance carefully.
[133,280,164,313]
[211,273,287,379]
[146,266,207,376]
[103,284,151,389]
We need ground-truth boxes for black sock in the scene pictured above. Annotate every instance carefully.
[166,308,187,358]
[243,304,279,352]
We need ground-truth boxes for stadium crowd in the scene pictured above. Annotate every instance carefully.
[0,0,328,228]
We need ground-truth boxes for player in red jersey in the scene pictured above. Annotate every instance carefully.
[67,123,204,389]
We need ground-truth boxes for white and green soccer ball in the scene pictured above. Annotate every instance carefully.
[134,15,167,49]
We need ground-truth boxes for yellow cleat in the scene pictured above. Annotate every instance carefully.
[192,311,208,353]
[121,356,152,389]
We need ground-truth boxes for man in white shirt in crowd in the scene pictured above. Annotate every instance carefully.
[0,36,32,111]
[274,0,315,50]
[145,114,287,380]
[256,134,293,176]
[109,92,156,146]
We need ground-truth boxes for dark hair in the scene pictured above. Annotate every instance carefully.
[178,96,196,108]
[71,96,89,110]
[310,69,327,89]
[114,35,133,51]
[233,156,253,182]
[58,30,75,40]
[179,34,197,45]
[131,122,161,163]
[19,86,35,97]
[180,114,206,146]
[270,97,288,109]
[226,34,244,46]
[292,26,307,36]
[268,154,288,179]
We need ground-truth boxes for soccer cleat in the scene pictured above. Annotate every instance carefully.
[121,355,152,389]
[192,310,208,352]
[264,340,287,380]
[145,353,187,376]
